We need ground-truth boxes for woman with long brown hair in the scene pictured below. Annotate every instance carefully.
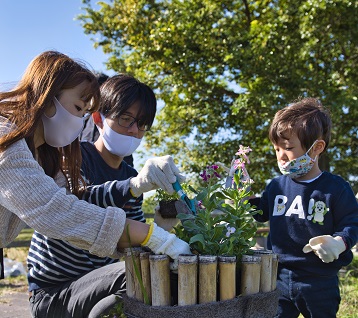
[0,51,190,284]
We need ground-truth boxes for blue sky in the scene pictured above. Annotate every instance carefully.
[0,0,156,174]
[0,0,114,85]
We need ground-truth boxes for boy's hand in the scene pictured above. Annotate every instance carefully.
[302,235,346,263]
[216,158,236,177]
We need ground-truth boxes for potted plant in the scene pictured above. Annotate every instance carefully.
[174,145,261,261]
[123,146,280,318]
[155,184,193,219]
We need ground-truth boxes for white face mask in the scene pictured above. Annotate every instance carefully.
[42,97,84,147]
[278,141,317,179]
[98,114,142,157]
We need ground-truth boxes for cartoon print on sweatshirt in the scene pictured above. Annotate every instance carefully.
[273,195,329,225]
[307,200,329,225]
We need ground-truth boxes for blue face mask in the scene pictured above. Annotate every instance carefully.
[278,141,317,179]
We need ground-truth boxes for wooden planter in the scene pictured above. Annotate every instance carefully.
[124,249,280,318]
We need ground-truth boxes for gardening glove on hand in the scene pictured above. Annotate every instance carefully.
[129,155,185,197]
[302,235,346,263]
[142,223,191,261]
[216,160,235,188]
[154,206,181,232]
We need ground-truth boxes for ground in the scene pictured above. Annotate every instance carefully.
[0,291,31,318]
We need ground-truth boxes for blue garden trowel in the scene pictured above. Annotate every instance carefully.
[172,178,197,215]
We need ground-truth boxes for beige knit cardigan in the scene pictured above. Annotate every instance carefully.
[0,117,125,258]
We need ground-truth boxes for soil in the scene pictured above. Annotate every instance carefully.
[159,200,193,219]
[159,200,178,218]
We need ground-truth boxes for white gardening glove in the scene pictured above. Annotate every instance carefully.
[216,159,235,188]
[129,155,185,197]
[302,235,346,263]
[142,223,191,260]
[217,158,251,188]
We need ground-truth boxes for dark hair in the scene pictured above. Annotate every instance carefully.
[95,72,109,86]
[99,74,157,129]
[269,97,332,153]
[0,50,100,196]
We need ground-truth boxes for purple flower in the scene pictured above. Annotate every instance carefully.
[225,226,236,237]
[197,200,206,210]
[200,165,222,183]
[200,170,208,181]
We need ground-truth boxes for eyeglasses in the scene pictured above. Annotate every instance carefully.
[114,114,150,131]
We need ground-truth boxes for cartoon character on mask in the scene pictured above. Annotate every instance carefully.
[278,141,318,179]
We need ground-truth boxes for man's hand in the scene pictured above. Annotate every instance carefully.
[302,235,346,263]
[154,201,192,232]
[129,155,185,197]
[154,206,180,232]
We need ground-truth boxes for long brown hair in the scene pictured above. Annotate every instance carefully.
[0,51,100,196]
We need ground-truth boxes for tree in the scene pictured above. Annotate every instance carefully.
[79,0,358,193]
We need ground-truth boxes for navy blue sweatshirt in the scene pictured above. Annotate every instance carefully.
[252,172,358,276]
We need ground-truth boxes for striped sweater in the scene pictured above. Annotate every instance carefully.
[27,141,145,290]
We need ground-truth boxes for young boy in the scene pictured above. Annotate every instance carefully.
[250,97,358,318]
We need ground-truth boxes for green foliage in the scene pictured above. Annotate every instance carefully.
[78,0,358,193]
[174,153,262,259]
[100,298,126,318]
[338,255,358,318]
[154,187,179,202]
[141,194,157,215]
[344,254,358,278]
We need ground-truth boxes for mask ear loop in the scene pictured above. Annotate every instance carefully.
[306,140,318,153]
[306,140,319,161]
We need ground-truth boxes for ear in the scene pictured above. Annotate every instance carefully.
[313,140,326,156]
[92,112,103,128]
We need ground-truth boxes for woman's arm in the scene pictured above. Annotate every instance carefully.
[0,138,126,257]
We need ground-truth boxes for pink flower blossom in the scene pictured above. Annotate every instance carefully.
[235,145,252,164]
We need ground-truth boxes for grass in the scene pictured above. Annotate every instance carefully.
[0,247,29,298]
[1,228,33,297]
[1,228,357,317]
[6,227,33,248]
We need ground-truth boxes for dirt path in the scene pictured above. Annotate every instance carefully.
[0,291,31,318]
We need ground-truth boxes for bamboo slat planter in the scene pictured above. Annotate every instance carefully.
[124,248,280,318]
